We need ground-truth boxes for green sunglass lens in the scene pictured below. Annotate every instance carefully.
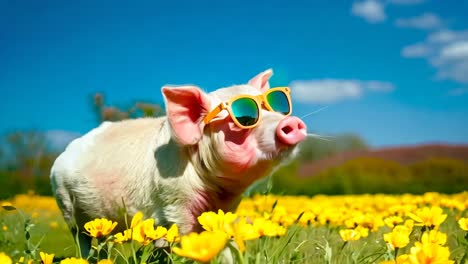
[267,91,290,115]
[231,98,259,127]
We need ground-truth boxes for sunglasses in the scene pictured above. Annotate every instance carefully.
[203,87,292,129]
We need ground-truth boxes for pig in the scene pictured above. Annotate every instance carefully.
[50,69,307,256]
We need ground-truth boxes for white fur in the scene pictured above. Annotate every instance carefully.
[51,118,208,233]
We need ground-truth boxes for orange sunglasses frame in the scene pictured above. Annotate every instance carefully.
[203,87,292,129]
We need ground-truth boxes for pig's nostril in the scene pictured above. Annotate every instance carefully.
[281,126,293,134]
[298,122,305,130]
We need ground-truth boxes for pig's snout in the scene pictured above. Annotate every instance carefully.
[276,116,307,146]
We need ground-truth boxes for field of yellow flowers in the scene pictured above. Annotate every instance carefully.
[1,192,467,263]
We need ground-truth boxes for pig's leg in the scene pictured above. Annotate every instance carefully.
[65,205,93,257]
[69,226,92,258]
[51,177,92,257]
[78,233,92,258]
[73,206,96,257]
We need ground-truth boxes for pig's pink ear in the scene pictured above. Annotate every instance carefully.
[248,69,273,92]
[162,86,210,145]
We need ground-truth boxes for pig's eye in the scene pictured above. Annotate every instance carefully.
[231,97,259,127]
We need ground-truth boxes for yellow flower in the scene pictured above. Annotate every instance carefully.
[379,254,410,264]
[131,218,167,245]
[84,218,117,238]
[131,218,153,245]
[383,225,411,250]
[395,254,410,264]
[408,242,454,264]
[0,252,12,264]
[59,257,89,264]
[114,229,132,243]
[172,231,228,263]
[407,206,447,229]
[384,216,404,228]
[148,225,168,241]
[40,252,55,264]
[130,211,144,228]
[231,218,261,252]
[458,217,468,231]
[252,218,286,237]
[166,223,180,242]
[269,205,295,227]
[1,202,16,211]
[355,226,370,238]
[421,230,447,246]
[197,210,237,236]
[2,225,7,231]
[339,229,361,241]
[114,212,168,245]
[114,212,147,244]
[403,219,414,231]
[297,211,316,226]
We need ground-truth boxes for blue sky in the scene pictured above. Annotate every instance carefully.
[1,0,468,148]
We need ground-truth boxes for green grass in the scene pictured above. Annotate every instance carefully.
[0,208,74,258]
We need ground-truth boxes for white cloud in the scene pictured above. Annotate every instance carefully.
[429,30,468,43]
[45,130,80,151]
[289,79,394,103]
[436,60,468,83]
[439,41,468,60]
[351,0,427,24]
[351,0,386,23]
[395,13,443,30]
[428,30,462,43]
[387,0,425,5]
[402,29,468,85]
[401,43,431,58]
[351,0,468,88]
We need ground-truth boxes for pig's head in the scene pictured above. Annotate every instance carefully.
[162,69,307,193]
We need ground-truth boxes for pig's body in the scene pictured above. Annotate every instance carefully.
[52,118,202,232]
[51,69,307,255]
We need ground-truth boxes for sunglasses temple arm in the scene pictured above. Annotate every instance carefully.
[203,103,225,125]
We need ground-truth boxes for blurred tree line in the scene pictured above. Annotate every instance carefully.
[92,93,164,123]
[0,131,57,198]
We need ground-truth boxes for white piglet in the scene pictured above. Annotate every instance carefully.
[50,69,307,255]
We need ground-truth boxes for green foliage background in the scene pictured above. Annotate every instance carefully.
[264,157,468,196]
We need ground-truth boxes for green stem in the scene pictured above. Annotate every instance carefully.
[340,241,348,252]
[227,241,245,264]
[107,241,114,260]
[96,240,102,262]
[129,243,137,263]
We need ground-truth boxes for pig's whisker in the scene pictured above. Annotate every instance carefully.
[300,106,329,120]
[306,133,334,141]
